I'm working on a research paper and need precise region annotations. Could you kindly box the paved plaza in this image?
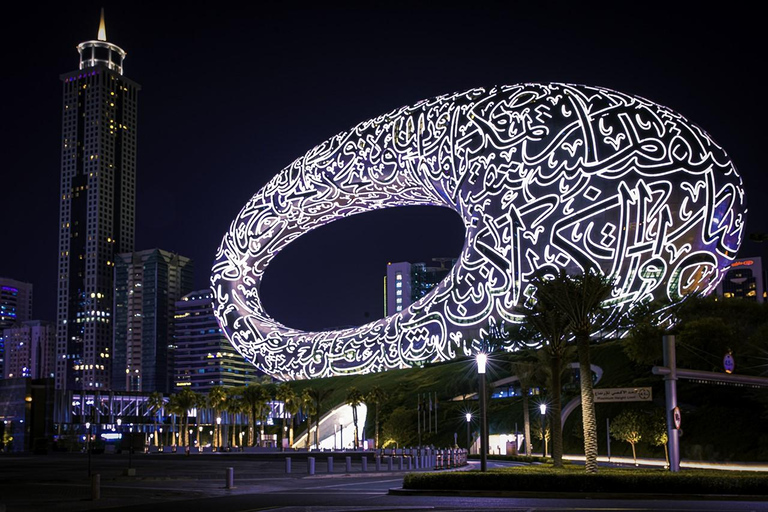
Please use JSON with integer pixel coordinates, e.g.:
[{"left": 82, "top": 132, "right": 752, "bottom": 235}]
[{"left": 1, "top": 452, "right": 767, "bottom": 512}]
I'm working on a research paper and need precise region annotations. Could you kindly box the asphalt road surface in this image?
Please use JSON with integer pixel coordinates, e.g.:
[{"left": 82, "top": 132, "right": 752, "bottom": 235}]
[{"left": 1, "top": 452, "right": 765, "bottom": 512}]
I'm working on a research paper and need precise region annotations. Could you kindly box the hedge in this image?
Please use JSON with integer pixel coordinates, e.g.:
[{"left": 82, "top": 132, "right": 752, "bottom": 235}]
[{"left": 402, "top": 466, "right": 768, "bottom": 495}]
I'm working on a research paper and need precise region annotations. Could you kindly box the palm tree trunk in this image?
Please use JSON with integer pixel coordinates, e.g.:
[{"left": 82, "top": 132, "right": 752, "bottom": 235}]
[
  {"left": 550, "top": 352, "right": 564, "bottom": 468},
  {"left": 374, "top": 405, "right": 380, "bottom": 450},
  {"left": 577, "top": 333, "right": 598, "bottom": 473},
  {"left": 522, "top": 390, "right": 532, "bottom": 456}
]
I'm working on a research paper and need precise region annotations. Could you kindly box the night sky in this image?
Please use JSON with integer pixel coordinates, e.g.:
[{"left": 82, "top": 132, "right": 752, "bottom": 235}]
[{"left": 1, "top": 2, "right": 765, "bottom": 331}]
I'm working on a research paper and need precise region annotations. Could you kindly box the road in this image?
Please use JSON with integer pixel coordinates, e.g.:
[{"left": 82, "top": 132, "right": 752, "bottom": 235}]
[{"left": 0, "top": 453, "right": 764, "bottom": 512}]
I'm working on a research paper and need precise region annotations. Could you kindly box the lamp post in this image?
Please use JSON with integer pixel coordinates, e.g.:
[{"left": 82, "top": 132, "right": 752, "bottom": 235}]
[
  {"left": 477, "top": 353, "right": 488, "bottom": 472},
  {"left": 128, "top": 426, "right": 134, "bottom": 470},
  {"left": 539, "top": 403, "right": 547, "bottom": 458},
  {"left": 465, "top": 413, "right": 472, "bottom": 453},
  {"left": 159, "top": 427, "right": 163, "bottom": 450},
  {"left": 85, "top": 421, "right": 92, "bottom": 477},
  {"left": 216, "top": 417, "right": 221, "bottom": 452}
]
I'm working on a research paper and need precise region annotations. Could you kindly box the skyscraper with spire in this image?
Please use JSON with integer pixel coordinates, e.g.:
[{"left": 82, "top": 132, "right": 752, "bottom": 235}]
[{"left": 55, "top": 10, "right": 140, "bottom": 390}]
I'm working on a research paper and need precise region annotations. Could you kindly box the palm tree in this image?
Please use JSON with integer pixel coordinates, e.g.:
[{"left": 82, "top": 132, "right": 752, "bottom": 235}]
[
  {"left": 510, "top": 359, "right": 538, "bottom": 456},
  {"left": 208, "top": 386, "right": 227, "bottom": 451},
  {"left": 167, "top": 393, "right": 181, "bottom": 449},
  {"left": 146, "top": 391, "right": 165, "bottom": 448},
  {"left": 173, "top": 389, "right": 198, "bottom": 451},
  {"left": 241, "top": 384, "right": 269, "bottom": 447},
  {"left": 365, "top": 386, "right": 387, "bottom": 449},
  {"left": 301, "top": 388, "right": 317, "bottom": 449},
  {"left": 345, "top": 387, "right": 364, "bottom": 449},
  {"left": 306, "top": 387, "right": 334, "bottom": 450},
  {"left": 224, "top": 389, "right": 245, "bottom": 449},
  {"left": 275, "top": 383, "right": 297, "bottom": 451},
  {"left": 521, "top": 300, "right": 572, "bottom": 468},
  {"left": 532, "top": 269, "right": 614, "bottom": 473}
]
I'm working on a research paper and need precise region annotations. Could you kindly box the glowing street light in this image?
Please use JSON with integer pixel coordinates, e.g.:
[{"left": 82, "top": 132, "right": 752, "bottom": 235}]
[
  {"left": 476, "top": 353, "right": 488, "bottom": 472},
  {"left": 465, "top": 413, "right": 472, "bottom": 453},
  {"left": 539, "top": 403, "right": 548, "bottom": 458}
]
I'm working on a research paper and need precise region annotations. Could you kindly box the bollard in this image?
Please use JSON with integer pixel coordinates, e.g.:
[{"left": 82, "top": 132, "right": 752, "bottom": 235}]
[
  {"left": 387, "top": 456, "right": 393, "bottom": 471},
  {"left": 327, "top": 456, "right": 334, "bottom": 473},
  {"left": 375, "top": 455, "right": 381, "bottom": 471},
  {"left": 285, "top": 457, "right": 292, "bottom": 474},
  {"left": 91, "top": 473, "right": 100, "bottom": 501},
  {"left": 361, "top": 456, "right": 368, "bottom": 472},
  {"left": 345, "top": 456, "right": 352, "bottom": 473},
  {"left": 407, "top": 456, "right": 412, "bottom": 470},
  {"left": 225, "top": 467, "right": 234, "bottom": 489},
  {"left": 398, "top": 456, "right": 404, "bottom": 470},
  {"left": 308, "top": 456, "right": 315, "bottom": 475}
]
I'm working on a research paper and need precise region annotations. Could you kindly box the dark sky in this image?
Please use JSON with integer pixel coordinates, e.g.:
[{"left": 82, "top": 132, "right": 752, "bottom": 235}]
[{"left": 1, "top": 2, "right": 765, "bottom": 331}]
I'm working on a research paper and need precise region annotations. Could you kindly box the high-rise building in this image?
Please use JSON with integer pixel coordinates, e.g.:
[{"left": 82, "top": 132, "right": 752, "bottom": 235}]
[
  {"left": 384, "top": 259, "right": 455, "bottom": 316},
  {"left": 55, "top": 11, "right": 140, "bottom": 390},
  {"left": 3, "top": 321, "right": 56, "bottom": 380},
  {"left": 112, "top": 249, "right": 194, "bottom": 392},
  {"left": 0, "top": 277, "right": 34, "bottom": 371},
  {"left": 716, "top": 257, "right": 766, "bottom": 303},
  {"left": 174, "top": 290, "right": 260, "bottom": 393},
  {"left": 0, "top": 278, "right": 33, "bottom": 330}
]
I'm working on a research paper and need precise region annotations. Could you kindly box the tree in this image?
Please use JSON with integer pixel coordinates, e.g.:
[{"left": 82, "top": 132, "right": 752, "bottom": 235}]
[
  {"left": 381, "top": 406, "right": 417, "bottom": 448},
  {"left": 610, "top": 409, "right": 645, "bottom": 465},
  {"left": 300, "top": 388, "right": 317, "bottom": 449},
  {"left": 532, "top": 269, "right": 614, "bottom": 473},
  {"left": 520, "top": 300, "right": 572, "bottom": 468},
  {"left": 146, "top": 391, "right": 165, "bottom": 448},
  {"left": 532, "top": 413, "right": 551, "bottom": 456},
  {"left": 346, "top": 387, "right": 364, "bottom": 449},
  {"left": 207, "top": 386, "right": 228, "bottom": 451},
  {"left": 241, "top": 384, "right": 269, "bottom": 447},
  {"left": 275, "top": 383, "right": 297, "bottom": 451},
  {"left": 510, "top": 360, "right": 538, "bottom": 456},
  {"left": 304, "top": 387, "right": 334, "bottom": 449},
  {"left": 646, "top": 409, "right": 669, "bottom": 468},
  {"left": 173, "top": 389, "right": 198, "bottom": 451},
  {"left": 366, "top": 386, "right": 387, "bottom": 449},
  {"left": 224, "top": 389, "right": 245, "bottom": 449}
]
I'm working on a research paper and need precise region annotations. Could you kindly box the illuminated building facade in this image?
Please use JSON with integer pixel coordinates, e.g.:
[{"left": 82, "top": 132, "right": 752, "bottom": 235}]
[
  {"left": 55, "top": 11, "right": 140, "bottom": 390},
  {"left": 173, "top": 290, "right": 259, "bottom": 393},
  {"left": 385, "top": 259, "right": 455, "bottom": 316},
  {"left": 0, "top": 277, "right": 33, "bottom": 371},
  {"left": 3, "top": 321, "right": 55, "bottom": 380},
  {"left": 716, "top": 257, "right": 765, "bottom": 302},
  {"left": 212, "top": 83, "right": 747, "bottom": 380},
  {"left": 112, "top": 249, "right": 194, "bottom": 392}
]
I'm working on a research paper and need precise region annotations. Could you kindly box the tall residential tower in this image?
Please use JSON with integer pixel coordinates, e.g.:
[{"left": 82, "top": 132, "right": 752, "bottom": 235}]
[
  {"left": 112, "top": 249, "right": 194, "bottom": 393},
  {"left": 55, "top": 11, "right": 140, "bottom": 390}
]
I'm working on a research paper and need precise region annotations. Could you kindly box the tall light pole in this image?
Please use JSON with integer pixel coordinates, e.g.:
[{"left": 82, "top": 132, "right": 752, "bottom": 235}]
[
  {"left": 539, "top": 403, "right": 548, "bottom": 457},
  {"left": 85, "top": 421, "right": 92, "bottom": 477},
  {"left": 477, "top": 353, "right": 488, "bottom": 472},
  {"left": 216, "top": 417, "right": 221, "bottom": 452},
  {"left": 465, "top": 413, "right": 472, "bottom": 453}
]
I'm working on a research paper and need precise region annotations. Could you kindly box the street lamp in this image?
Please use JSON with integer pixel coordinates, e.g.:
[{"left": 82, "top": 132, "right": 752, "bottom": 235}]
[
  {"left": 216, "top": 417, "right": 221, "bottom": 452},
  {"left": 465, "top": 413, "right": 472, "bottom": 454},
  {"left": 539, "top": 403, "right": 548, "bottom": 458},
  {"left": 85, "top": 421, "right": 92, "bottom": 477},
  {"left": 476, "top": 353, "right": 488, "bottom": 472}
]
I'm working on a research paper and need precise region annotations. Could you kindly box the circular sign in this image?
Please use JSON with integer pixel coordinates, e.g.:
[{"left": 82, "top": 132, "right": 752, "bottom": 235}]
[
  {"left": 723, "top": 352, "right": 735, "bottom": 374},
  {"left": 672, "top": 406, "right": 682, "bottom": 430}
]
